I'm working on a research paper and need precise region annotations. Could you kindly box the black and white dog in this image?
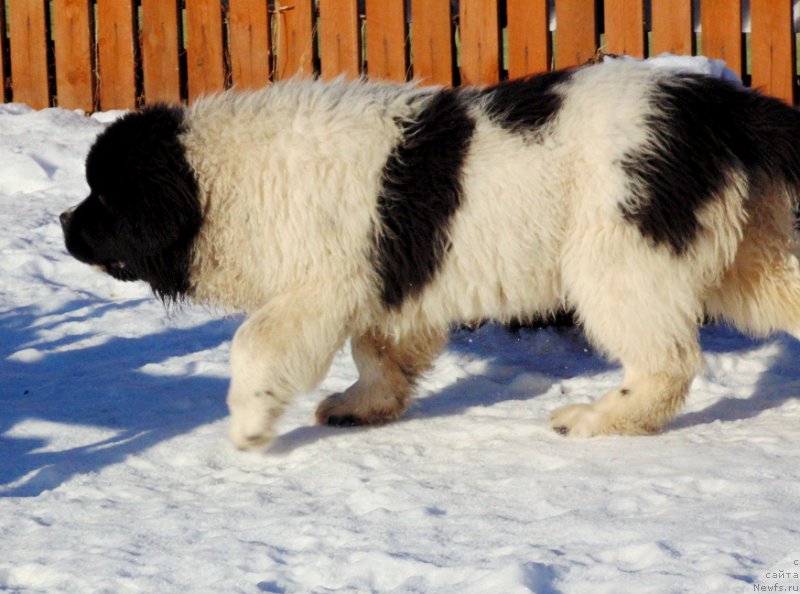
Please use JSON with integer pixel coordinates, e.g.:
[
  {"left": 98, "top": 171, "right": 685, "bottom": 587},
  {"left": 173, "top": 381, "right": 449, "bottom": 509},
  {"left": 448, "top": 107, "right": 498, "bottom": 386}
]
[{"left": 61, "top": 59, "right": 800, "bottom": 449}]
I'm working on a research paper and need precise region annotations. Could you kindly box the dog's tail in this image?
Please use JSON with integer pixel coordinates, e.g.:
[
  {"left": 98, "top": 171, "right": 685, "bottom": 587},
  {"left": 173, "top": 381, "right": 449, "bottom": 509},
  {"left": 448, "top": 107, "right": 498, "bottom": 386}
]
[{"left": 736, "top": 83, "right": 800, "bottom": 215}]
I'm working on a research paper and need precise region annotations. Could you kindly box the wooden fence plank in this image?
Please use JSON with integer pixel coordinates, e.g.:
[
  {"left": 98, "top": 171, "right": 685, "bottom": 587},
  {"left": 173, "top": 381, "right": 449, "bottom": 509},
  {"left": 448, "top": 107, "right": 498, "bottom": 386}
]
[
  {"left": 556, "top": 0, "right": 597, "bottom": 68},
  {"left": 185, "top": 0, "right": 226, "bottom": 101},
  {"left": 410, "top": 0, "right": 452, "bottom": 85},
  {"left": 507, "top": 0, "right": 549, "bottom": 77},
  {"left": 652, "top": 0, "right": 692, "bottom": 56},
  {"left": 273, "top": 0, "right": 315, "bottom": 79},
  {"left": 318, "top": 0, "right": 359, "bottom": 79},
  {"left": 96, "top": 0, "right": 136, "bottom": 109},
  {"left": 751, "top": 0, "right": 795, "bottom": 104},
  {"left": 459, "top": 0, "right": 499, "bottom": 84},
  {"left": 701, "top": 0, "right": 742, "bottom": 77},
  {"left": 7, "top": 0, "right": 50, "bottom": 109},
  {"left": 141, "top": 0, "right": 181, "bottom": 104},
  {"left": 228, "top": 0, "right": 271, "bottom": 89},
  {"left": 52, "top": 0, "right": 94, "bottom": 111},
  {"left": 366, "top": 0, "right": 406, "bottom": 81},
  {"left": 604, "top": 0, "right": 645, "bottom": 57}
]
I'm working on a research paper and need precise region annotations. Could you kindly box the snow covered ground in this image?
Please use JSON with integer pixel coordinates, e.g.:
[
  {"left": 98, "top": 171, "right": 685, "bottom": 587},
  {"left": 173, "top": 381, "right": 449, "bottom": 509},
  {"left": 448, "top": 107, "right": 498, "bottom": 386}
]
[{"left": 1, "top": 86, "right": 799, "bottom": 593}]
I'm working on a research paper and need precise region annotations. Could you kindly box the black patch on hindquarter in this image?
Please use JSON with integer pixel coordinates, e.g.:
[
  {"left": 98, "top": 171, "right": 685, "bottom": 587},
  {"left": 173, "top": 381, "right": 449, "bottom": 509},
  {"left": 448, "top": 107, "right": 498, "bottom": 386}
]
[
  {"left": 61, "top": 105, "right": 202, "bottom": 302},
  {"left": 374, "top": 89, "right": 476, "bottom": 309},
  {"left": 480, "top": 69, "right": 572, "bottom": 134},
  {"left": 620, "top": 74, "right": 800, "bottom": 254}
]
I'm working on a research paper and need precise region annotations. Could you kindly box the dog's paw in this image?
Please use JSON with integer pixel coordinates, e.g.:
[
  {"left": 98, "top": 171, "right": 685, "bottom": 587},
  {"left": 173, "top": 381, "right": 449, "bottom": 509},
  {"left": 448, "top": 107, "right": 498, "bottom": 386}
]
[
  {"left": 228, "top": 414, "right": 277, "bottom": 451},
  {"left": 550, "top": 403, "right": 603, "bottom": 438},
  {"left": 229, "top": 426, "right": 276, "bottom": 451},
  {"left": 550, "top": 390, "right": 663, "bottom": 437},
  {"left": 315, "top": 390, "right": 399, "bottom": 428},
  {"left": 315, "top": 392, "right": 374, "bottom": 427},
  {"left": 324, "top": 413, "right": 368, "bottom": 427}
]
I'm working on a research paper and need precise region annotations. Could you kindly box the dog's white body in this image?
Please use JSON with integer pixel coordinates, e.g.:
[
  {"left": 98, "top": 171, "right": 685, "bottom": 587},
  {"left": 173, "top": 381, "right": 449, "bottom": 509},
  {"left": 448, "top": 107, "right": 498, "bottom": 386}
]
[{"left": 147, "top": 60, "right": 800, "bottom": 448}]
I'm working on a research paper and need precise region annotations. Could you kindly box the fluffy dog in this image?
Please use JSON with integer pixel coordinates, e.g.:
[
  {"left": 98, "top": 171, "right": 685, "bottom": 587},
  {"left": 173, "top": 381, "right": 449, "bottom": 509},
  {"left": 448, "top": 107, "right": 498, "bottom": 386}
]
[{"left": 61, "top": 59, "right": 800, "bottom": 450}]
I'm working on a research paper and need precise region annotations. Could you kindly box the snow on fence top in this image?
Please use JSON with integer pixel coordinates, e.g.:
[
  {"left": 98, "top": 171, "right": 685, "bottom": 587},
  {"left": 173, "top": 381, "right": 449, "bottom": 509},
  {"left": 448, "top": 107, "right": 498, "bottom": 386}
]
[{"left": 0, "top": 0, "right": 797, "bottom": 112}]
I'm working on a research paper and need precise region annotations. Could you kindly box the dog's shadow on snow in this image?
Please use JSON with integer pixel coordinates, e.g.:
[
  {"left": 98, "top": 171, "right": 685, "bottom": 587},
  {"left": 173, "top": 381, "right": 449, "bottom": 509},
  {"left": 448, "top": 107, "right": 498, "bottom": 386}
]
[
  {"left": 4, "top": 303, "right": 797, "bottom": 490},
  {"left": 273, "top": 324, "right": 615, "bottom": 454},
  {"left": 414, "top": 324, "right": 611, "bottom": 419},
  {"left": 0, "top": 300, "right": 238, "bottom": 497},
  {"left": 671, "top": 326, "right": 800, "bottom": 430},
  {"left": 275, "top": 323, "right": 800, "bottom": 454}
]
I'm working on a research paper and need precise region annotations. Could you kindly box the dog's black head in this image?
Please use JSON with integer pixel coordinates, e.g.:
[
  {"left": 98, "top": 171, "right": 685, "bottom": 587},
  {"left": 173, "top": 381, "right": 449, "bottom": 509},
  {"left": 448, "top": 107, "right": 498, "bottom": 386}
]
[{"left": 61, "top": 105, "right": 202, "bottom": 302}]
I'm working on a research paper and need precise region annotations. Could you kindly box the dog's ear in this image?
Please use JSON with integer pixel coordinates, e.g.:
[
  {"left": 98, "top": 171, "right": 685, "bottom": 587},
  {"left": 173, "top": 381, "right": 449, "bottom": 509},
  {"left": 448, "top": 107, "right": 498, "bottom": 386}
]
[
  {"left": 85, "top": 105, "right": 202, "bottom": 302},
  {"left": 87, "top": 105, "right": 201, "bottom": 254}
]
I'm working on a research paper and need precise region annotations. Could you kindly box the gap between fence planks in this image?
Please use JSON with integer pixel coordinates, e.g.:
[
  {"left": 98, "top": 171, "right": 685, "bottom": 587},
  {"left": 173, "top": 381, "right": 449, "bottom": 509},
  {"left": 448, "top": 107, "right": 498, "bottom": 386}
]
[{"left": 0, "top": 1, "right": 6, "bottom": 102}]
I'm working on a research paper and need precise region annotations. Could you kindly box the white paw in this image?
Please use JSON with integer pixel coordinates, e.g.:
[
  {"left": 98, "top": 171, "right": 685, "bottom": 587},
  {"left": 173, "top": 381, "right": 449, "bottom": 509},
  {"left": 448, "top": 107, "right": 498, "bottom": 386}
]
[
  {"left": 229, "top": 423, "right": 275, "bottom": 451},
  {"left": 228, "top": 408, "right": 278, "bottom": 451},
  {"left": 550, "top": 403, "right": 604, "bottom": 438}
]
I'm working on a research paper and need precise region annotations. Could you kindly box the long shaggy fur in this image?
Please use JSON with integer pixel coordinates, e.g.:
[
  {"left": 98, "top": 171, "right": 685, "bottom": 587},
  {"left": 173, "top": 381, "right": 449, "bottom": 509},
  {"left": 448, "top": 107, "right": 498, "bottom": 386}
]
[{"left": 61, "top": 59, "right": 800, "bottom": 450}]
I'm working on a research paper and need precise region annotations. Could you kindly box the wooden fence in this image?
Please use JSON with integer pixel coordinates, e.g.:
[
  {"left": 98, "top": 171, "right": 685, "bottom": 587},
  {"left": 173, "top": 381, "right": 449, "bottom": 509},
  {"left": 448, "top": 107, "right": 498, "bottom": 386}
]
[{"left": 0, "top": 0, "right": 796, "bottom": 113}]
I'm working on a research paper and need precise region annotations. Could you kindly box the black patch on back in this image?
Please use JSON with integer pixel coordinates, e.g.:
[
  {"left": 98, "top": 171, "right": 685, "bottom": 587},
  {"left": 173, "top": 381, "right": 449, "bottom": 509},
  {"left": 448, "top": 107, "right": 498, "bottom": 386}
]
[
  {"left": 374, "top": 89, "right": 475, "bottom": 309},
  {"left": 480, "top": 69, "right": 572, "bottom": 134},
  {"left": 620, "top": 74, "right": 800, "bottom": 254},
  {"left": 71, "top": 105, "right": 202, "bottom": 303}
]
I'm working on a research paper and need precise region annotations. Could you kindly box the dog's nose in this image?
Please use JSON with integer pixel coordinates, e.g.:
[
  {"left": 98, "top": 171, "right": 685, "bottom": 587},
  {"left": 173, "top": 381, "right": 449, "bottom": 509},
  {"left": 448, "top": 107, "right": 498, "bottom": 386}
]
[{"left": 59, "top": 209, "right": 73, "bottom": 229}]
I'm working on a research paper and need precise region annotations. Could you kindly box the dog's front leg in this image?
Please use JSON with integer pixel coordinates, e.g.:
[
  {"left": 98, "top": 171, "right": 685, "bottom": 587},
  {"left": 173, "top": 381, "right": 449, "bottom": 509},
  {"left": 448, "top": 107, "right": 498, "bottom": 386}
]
[{"left": 226, "top": 295, "right": 346, "bottom": 450}]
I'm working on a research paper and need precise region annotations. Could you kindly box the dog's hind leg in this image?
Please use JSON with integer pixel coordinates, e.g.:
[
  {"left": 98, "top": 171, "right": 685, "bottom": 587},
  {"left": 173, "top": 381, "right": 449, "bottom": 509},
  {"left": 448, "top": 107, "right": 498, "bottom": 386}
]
[
  {"left": 316, "top": 327, "right": 447, "bottom": 427},
  {"left": 552, "top": 218, "right": 708, "bottom": 437},
  {"left": 550, "top": 301, "right": 703, "bottom": 437},
  {"left": 705, "top": 192, "right": 800, "bottom": 340},
  {"left": 551, "top": 365, "right": 698, "bottom": 437}
]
